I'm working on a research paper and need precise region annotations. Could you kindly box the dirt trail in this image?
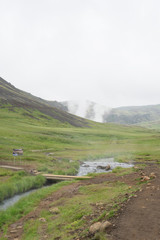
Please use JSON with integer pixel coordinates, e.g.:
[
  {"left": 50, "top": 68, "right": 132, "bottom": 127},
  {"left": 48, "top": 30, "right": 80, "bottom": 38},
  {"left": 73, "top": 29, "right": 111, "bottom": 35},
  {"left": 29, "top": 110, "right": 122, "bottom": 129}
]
[
  {"left": 1, "top": 164, "right": 160, "bottom": 240},
  {"left": 109, "top": 164, "right": 160, "bottom": 240}
]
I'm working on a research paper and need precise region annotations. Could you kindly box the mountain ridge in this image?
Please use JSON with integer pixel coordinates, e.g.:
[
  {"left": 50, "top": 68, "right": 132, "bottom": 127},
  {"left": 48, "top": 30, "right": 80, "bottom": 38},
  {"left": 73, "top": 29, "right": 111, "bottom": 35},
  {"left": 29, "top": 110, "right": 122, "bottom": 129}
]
[{"left": 0, "top": 77, "right": 89, "bottom": 127}]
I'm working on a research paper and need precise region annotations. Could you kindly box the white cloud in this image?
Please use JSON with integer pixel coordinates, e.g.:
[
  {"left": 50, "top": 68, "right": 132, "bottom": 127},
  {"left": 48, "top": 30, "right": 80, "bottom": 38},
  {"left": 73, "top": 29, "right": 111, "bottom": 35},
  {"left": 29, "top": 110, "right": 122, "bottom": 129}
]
[{"left": 0, "top": 0, "right": 160, "bottom": 107}]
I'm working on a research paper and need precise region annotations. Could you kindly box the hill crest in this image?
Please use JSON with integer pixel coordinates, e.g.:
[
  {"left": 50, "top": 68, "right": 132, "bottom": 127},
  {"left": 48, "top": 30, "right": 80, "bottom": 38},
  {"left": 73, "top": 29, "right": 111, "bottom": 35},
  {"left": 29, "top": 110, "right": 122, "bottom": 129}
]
[{"left": 0, "top": 77, "right": 89, "bottom": 127}]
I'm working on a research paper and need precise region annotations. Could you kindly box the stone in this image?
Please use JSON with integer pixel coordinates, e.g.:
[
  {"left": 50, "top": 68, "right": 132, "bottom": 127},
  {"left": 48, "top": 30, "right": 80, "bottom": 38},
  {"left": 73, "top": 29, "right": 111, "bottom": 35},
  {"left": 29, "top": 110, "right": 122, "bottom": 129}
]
[
  {"left": 97, "top": 165, "right": 105, "bottom": 169},
  {"left": 10, "top": 230, "right": 17, "bottom": 233},
  {"left": 100, "top": 221, "right": 112, "bottom": 231},
  {"left": 97, "top": 165, "right": 111, "bottom": 170},
  {"left": 89, "top": 222, "right": 102, "bottom": 234},
  {"left": 134, "top": 166, "right": 138, "bottom": 169},
  {"left": 16, "top": 226, "right": 22, "bottom": 229},
  {"left": 105, "top": 165, "right": 111, "bottom": 171},
  {"left": 83, "top": 164, "right": 89, "bottom": 167},
  {"left": 140, "top": 171, "right": 145, "bottom": 176},
  {"left": 39, "top": 218, "right": 46, "bottom": 222},
  {"left": 141, "top": 176, "right": 150, "bottom": 182},
  {"left": 49, "top": 207, "right": 60, "bottom": 214},
  {"left": 89, "top": 221, "right": 112, "bottom": 234},
  {"left": 150, "top": 172, "right": 156, "bottom": 178}
]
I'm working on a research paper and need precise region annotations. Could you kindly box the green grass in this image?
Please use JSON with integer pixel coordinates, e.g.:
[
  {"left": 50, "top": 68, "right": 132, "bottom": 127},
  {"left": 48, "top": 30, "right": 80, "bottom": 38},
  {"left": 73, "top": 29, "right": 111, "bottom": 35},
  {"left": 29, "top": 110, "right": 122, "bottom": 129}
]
[
  {"left": 0, "top": 181, "right": 73, "bottom": 232},
  {"left": 1, "top": 107, "right": 160, "bottom": 176},
  {"left": 0, "top": 169, "right": 46, "bottom": 202},
  {"left": 20, "top": 180, "right": 138, "bottom": 240}
]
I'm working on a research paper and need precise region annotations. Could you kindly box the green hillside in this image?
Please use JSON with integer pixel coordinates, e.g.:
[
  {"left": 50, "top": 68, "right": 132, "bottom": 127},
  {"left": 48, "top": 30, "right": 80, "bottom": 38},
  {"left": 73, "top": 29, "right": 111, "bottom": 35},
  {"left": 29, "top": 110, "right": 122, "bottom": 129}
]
[
  {"left": 103, "top": 104, "right": 160, "bottom": 126},
  {"left": 0, "top": 77, "right": 88, "bottom": 127},
  {"left": 1, "top": 77, "right": 160, "bottom": 174},
  {"left": 1, "top": 104, "right": 160, "bottom": 175}
]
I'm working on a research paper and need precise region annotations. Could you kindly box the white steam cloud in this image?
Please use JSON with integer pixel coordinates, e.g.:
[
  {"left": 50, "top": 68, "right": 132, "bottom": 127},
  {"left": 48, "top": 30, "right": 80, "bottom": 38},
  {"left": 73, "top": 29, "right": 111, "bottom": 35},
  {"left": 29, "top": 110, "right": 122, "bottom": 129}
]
[{"left": 62, "top": 100, "right": 111, "bottom": 123}]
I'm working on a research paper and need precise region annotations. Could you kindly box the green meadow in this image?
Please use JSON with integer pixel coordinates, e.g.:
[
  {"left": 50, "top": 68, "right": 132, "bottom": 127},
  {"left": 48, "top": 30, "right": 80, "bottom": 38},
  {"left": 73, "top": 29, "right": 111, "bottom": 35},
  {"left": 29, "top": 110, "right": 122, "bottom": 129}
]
[
  {"left": 1, "top": 106, "right": 160, "bottom": 239},
  {"left": 1, "top": 107, "right": 160, "bottom": 176}
]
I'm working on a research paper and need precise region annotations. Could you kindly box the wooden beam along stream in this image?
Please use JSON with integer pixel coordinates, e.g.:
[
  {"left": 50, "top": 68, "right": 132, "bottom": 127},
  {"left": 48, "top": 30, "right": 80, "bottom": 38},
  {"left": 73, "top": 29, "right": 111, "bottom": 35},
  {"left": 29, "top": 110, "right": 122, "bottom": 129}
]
[
  {"left": 0, "top": 165, "right": 92, "bottom": 181},
  {"left": 36, "top": 173, "right": 92, "bottom": 181}
]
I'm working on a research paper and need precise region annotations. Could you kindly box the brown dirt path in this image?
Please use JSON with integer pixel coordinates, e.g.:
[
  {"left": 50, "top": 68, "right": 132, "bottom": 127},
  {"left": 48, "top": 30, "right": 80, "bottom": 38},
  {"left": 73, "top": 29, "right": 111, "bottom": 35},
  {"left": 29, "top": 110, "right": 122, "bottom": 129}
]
[{"left": 109, "top": 164, "right": 160, "bottom": 240}]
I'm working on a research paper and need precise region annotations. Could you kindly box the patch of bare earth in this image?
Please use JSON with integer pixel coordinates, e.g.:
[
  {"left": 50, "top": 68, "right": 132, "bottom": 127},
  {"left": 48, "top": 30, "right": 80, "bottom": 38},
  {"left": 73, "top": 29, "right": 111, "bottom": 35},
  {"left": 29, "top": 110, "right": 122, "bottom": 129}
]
[
  {"left": 108, "top": 164, "right": 160, "bottom": 240},
  {"left": 1, "top": 164, "right": 160, "bottom": 240}
]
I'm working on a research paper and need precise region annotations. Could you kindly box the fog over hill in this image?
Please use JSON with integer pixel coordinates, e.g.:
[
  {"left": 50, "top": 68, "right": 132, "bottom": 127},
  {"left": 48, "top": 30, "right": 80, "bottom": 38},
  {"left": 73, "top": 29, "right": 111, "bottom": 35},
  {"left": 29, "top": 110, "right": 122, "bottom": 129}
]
[
  {"left": 60, "top": 100, "right": 160, "bottom": 125},
  {"left": 61, "top": 100, "right": 111, "bottom": 122}
]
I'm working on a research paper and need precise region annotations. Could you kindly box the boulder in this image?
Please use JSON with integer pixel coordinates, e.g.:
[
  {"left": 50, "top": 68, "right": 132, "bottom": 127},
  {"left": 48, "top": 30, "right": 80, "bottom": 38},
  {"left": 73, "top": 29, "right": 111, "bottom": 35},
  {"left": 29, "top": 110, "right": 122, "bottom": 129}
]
[
  {"left": 100, "top": 221, "right": 112, "bottom": 231},
  {"left": 89, "top": 222, "right": 102, "bottom": 234},
  {"left": 89, "top": 221, "right": 112, "bottom": 234}
]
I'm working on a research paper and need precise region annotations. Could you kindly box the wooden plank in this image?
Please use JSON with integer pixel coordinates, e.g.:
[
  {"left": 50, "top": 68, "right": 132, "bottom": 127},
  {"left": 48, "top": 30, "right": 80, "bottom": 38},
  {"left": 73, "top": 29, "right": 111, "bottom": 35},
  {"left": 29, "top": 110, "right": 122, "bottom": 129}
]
[
  {"left": 0, "top": 166, "right": 91, "bottom": 181},
  {"left": 0, "top": 165, "right": 24, "bottom": 171},
  {"left": 36, "top": 172, "right": 91, "bottom": 181}
]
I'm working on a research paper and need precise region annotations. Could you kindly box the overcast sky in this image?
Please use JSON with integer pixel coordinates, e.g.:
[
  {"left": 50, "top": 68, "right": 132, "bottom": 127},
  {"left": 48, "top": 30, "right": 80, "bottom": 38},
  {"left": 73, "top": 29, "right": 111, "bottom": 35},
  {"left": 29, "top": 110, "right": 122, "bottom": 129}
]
[{"left": 1, "top": 0, "right": 160, "bottom": 107}]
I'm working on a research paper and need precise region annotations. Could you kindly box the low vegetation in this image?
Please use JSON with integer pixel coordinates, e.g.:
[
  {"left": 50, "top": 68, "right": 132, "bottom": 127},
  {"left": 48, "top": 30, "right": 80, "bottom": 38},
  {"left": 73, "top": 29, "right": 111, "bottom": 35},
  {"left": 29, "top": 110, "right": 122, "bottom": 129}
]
[
  {"left": 0, "top": 181, "right": 72, "bottom": 230},
  {"left": 0, "top": 168, "right": 46, "bottom": 202},
  {"left": 20, "top": 177, "right": 138, "bottom": 240},
  {"left": 1, "top": 107, "right": 160, "bottom": 176}
]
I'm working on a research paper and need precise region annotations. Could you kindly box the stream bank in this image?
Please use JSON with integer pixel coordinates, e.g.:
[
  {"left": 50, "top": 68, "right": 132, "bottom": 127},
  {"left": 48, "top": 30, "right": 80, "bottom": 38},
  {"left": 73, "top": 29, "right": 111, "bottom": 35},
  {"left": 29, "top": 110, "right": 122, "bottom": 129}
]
[{"left": 0, "top": 158, "right": 133, "bottom": 211}]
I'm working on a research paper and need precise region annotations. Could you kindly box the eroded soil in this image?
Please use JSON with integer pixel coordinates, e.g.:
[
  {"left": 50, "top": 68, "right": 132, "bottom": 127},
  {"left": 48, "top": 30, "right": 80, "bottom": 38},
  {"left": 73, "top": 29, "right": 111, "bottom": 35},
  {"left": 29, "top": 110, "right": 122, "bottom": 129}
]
[{"left": 109, "top": 164, "right": 160, "bottom": 240}]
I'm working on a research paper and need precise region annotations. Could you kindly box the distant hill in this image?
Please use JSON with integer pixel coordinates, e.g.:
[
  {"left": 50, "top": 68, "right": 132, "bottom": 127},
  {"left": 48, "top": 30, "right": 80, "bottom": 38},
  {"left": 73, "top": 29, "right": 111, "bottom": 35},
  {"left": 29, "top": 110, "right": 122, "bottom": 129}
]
[
  {"left": 59, "top": 100, "right": 160, "bottom": 126},
  {"left": 0, "top": 77, "right": 89, "bottom": 127},
  {"left": 103, "top": 105, "right": 160, "bottom": 125}
]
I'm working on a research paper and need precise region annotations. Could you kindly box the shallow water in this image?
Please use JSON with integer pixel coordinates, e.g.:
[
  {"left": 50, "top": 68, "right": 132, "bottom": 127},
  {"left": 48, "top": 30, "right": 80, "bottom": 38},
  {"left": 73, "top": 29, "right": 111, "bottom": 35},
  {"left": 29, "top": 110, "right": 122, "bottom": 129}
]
[
  {"left": 0, "top": 158, "right": 133, "bottom": 210},
  {"left": 77, "top": 158, "right": 133, "bottom": 176},
  {"left": 0, "top": 189, "right": 36, "bottom": 211}
]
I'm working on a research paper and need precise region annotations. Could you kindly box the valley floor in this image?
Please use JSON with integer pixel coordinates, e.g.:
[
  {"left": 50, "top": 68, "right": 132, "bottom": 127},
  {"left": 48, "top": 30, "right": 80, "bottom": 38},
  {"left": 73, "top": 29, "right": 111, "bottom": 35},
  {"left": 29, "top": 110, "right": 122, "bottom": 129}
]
[{"left": 0, "top": 163, "right": 160, "bottom": 240}]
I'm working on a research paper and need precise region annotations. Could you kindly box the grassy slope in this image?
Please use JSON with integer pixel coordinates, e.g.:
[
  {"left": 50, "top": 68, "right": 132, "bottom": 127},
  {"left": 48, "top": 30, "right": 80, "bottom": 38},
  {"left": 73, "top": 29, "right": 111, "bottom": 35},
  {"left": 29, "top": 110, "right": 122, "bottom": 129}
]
[
  {"left": 0, "top": 77, "right": 89, "bottom": 127},
  {"left": 1, "top": 106, "right": 160, "bottom": 176}
]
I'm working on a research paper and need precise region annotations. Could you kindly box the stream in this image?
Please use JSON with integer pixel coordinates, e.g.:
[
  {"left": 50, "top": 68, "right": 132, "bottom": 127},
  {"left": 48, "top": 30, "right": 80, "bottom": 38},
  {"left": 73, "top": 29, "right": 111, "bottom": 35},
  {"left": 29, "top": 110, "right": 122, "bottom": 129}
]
[
  {"left": 0, "top": 158, "right": 133, "bottom": 211},
  {"left": 0, "top": 189, "right": 36, "bottom": 211},
  {"left": 77, "top": 157, "right": 133, "bottom": 176}
]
